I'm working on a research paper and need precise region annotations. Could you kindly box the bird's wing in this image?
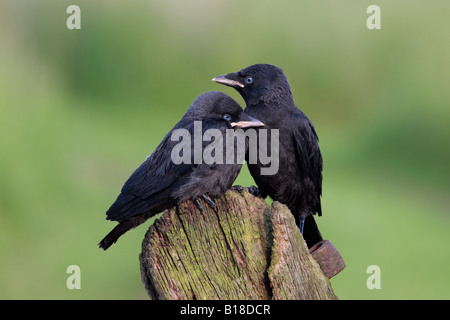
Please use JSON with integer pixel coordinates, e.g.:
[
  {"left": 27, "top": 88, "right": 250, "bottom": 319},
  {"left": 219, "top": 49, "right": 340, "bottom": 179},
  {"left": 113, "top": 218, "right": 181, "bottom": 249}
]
[
  {"left": 291, "top": 113, "right": 323, "bottom": 215},
  {"left": 105, "top": 122, "right": 197, "bottom": 222}
]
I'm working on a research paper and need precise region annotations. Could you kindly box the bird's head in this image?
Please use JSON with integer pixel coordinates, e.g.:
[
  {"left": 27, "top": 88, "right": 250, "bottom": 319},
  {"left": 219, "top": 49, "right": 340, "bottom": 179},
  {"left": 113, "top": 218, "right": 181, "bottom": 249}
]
[
  {"left": 185, "top": 91, "right": 264, "bottom": 129},
  {"left": 212, "top": 64, "right": 293, "bottom": 107}
]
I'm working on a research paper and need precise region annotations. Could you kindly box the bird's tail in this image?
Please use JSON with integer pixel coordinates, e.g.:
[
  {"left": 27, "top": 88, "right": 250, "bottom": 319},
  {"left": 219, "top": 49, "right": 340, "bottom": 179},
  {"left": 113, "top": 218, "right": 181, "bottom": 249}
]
[
  {"left": 302, "top": 214, "right": 323, "bottom": 248},
  {"left": 98, "top": 216, "right": 148, "bottom": 250},
  {"left": 98, "top": 221, "right": 131, "bottom": 250}
]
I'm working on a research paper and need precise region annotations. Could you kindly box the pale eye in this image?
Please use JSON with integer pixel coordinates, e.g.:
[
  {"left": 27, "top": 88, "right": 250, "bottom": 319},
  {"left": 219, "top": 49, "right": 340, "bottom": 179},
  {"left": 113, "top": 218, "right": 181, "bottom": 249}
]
[
  {"left": 245, "top": 76, "right": 253, "bottom": 84},
  {"left": 223, "top": 114, "right": 232, "bottom": 121}
]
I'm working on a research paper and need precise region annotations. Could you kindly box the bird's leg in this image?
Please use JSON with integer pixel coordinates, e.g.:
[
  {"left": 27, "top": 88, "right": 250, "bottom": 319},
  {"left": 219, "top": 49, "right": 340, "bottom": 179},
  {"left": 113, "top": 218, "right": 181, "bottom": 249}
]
[
  {"left": 299, "top": 216, "right": 306, "bottom": 235},
  {"left": 248, "top": 185, "right": 262, "bottom": 197},
  {"left": 231, "top": 185, "right": 244, "bottom": 193}
]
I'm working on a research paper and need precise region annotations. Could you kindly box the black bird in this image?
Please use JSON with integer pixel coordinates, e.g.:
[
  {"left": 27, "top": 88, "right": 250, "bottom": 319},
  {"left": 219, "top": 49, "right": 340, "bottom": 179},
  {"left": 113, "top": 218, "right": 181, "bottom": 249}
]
[
  {"left": 99, "top": 91, "right": 264, "bottom": 250},
  {"left": 213, "top": 64, "right": 324, "bottom": 248}
]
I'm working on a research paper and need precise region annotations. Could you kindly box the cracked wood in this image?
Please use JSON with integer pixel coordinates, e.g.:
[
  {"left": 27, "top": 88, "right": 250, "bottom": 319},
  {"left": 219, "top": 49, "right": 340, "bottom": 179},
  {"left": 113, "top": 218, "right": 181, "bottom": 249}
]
[{"left": 139, "top": 188, "right": 337, "bottom": 300}]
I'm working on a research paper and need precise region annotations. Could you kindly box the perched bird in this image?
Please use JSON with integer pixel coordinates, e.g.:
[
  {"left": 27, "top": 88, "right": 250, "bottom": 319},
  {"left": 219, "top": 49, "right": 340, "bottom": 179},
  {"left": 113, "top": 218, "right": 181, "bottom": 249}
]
[
  {"left": 99, "top": 91, "right": 264, "bottom": 250},
  {"left": 213, "top": 64, "right": 324, "bottom": 248}
]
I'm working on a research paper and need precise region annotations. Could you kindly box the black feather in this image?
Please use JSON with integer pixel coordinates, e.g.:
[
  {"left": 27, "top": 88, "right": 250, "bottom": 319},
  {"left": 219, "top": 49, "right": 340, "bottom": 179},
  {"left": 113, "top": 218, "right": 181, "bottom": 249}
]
[
  {"left": 99, "top": 91, "right": 262, "bottom": 250},
  {"left": 214, "top": 64, "right": 324, "bottom": 248}
]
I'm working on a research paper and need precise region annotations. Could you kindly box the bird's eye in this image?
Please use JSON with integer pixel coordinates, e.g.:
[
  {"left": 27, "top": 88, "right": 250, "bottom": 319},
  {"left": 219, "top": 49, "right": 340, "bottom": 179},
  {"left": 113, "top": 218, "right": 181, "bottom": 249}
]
[
  {"left": 245, "top": 76, "right": 253, "bottom": 84},
  {"left": 223, "top": 114, "right": 232, "bottom": 121}
]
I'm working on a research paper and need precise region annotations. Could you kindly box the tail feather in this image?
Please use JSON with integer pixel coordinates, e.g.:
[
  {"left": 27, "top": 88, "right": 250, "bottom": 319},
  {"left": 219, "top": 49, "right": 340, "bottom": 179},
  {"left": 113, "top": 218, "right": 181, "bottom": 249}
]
[
  {"left": 98, "top": 221, "right": 133, "bottom": 250},
  {"left": 302, "top": 214, "right": 323, "bottom": 248},
  {"left": 98, "top": 213, "right": 152, "bottom": 250}
]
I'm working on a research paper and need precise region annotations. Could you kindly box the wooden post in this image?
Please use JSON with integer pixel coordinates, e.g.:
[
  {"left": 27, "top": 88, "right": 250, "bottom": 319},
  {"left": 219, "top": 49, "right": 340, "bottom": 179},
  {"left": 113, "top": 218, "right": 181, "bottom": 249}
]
[{"left": 139, "top": 188, "right": 338, "bottom": 300}]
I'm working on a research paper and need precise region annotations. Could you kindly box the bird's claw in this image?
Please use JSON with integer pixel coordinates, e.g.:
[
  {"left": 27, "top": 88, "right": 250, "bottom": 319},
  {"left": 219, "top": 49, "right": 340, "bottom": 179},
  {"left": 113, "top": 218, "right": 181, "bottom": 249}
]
[
  {"left": 200, "top": 194, "right": 218, "bottom": 212},
  {"left": 193, "top": 194, "right": 217, "bottom": 213},
  {"left": 231, "top": 185, "right": 244, "bottom": 193},
  {"left": 248, "top": 185, "right": 262, "bottom": 197},
  {"left": 193, "top": 197, "right": 204, "bottom": 212}
]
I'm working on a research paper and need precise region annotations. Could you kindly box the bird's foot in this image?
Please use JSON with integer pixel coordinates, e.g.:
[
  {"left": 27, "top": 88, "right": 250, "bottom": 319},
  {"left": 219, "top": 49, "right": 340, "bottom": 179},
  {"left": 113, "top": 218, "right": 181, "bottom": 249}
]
[
  {"left": 248, "top": 185, "right": 262, "bottom": 198},
  {"left": 200, "top": 194, "right": 217, "bottom": 211},
  {"left": 193, "top": 194, "right": 217, "bottom": 213},
  {"left": 231, "top": 185, "right": 244, "bottom": 193},
  {"left": 193, "top": 197, "right": 203, "bottom": 212}
]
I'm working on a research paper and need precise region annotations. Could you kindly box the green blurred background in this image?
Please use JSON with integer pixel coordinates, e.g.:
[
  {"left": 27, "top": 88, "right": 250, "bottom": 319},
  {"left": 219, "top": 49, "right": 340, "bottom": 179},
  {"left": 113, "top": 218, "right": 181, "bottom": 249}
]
[{"left": 0, "top": 0, "right": 449, "bottom": 299}]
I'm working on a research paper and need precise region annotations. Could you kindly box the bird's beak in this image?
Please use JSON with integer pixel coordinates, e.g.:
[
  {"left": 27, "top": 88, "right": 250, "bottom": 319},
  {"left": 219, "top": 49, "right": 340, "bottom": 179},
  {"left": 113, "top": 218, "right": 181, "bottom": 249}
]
[
  {"left": 212, "top": 74, "right": 244, "bottom": 88},
  {"left": 231, "top": 115, "right": 264, "bottom": 128}
]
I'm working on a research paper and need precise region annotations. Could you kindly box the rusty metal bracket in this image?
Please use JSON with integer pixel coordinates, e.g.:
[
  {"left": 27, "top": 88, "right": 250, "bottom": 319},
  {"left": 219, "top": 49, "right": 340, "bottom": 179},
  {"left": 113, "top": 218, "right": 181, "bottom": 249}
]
[{"left": 309, "top": 240, "right": 346, "bottom": 279}]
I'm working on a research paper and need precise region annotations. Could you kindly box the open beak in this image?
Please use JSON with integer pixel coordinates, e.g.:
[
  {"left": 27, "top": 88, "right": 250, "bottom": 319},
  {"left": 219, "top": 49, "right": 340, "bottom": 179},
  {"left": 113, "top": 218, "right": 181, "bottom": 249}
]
[
  {"left": 231, "top": 115, "right": 264, "bottom": 128},
  {"left": 212, "top": 74, "right": 244, "bottom": 88}
]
